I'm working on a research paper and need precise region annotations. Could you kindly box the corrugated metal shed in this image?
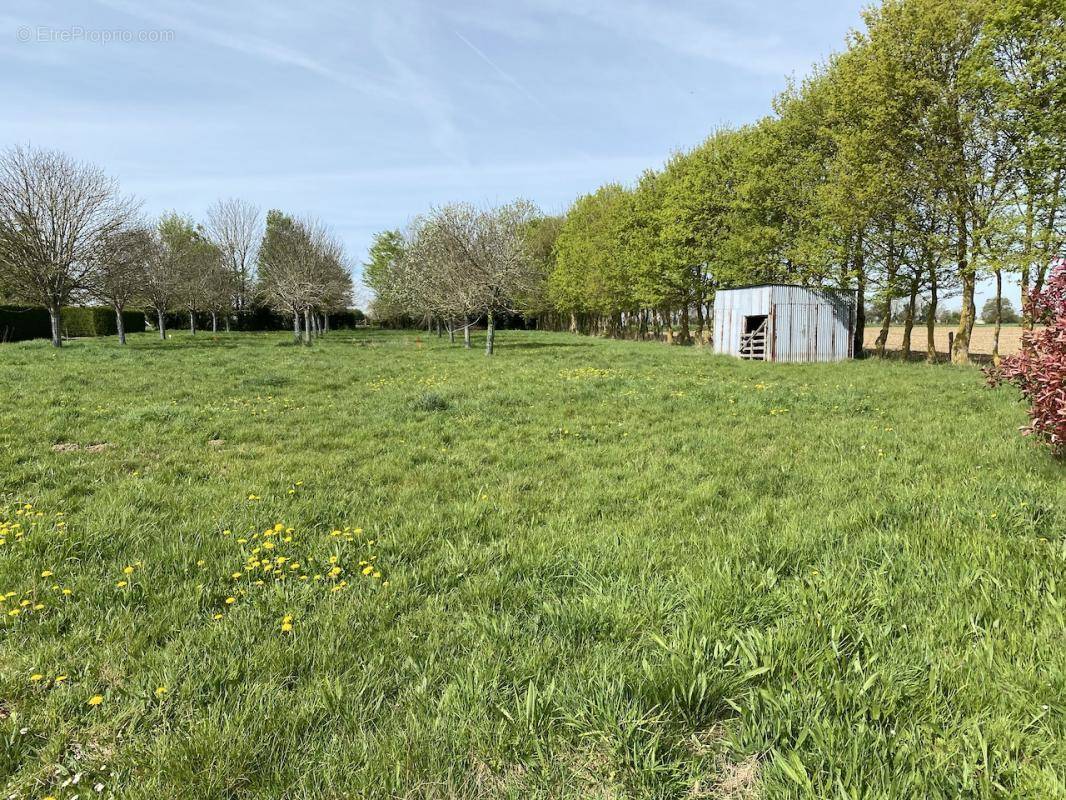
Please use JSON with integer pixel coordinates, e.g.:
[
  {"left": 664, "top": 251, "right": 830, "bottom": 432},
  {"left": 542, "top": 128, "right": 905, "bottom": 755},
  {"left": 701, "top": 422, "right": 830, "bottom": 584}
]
[{"left": 713, "top": 284, "right": 855, "bottom": 362}]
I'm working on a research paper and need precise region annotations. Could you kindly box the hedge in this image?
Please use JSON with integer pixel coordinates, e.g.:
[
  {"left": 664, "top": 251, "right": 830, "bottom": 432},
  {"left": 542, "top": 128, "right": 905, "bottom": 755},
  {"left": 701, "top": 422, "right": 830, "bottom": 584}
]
[
  {"left": 62, "top": 307, "right": 146, "bottom": 337},
  {"left": 160, "top": 307, "right": 367, "bottom": 332},
  {"left": 0, "top": 306, "right": 52, "bottom": 343}
]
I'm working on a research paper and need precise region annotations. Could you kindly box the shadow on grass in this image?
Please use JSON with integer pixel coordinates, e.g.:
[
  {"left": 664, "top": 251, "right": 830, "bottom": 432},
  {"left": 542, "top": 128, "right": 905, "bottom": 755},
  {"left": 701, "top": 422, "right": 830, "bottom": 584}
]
[
  {"left": 130, "top": 337, "right": 248, "bottom": 350},
  {"left": 860, "top": 347, "right": 995, "bottom": 366},
  {"left": 497, "top": 339, "right": 595, "bottom": 350}
]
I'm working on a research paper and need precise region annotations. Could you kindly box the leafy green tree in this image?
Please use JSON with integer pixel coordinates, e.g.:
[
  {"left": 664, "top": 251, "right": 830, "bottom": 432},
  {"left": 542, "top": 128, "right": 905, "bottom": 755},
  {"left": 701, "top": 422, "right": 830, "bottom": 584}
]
[
  {"left": 550, "top": 184, "right": 635, "bottom": 335},
  {"left": 363, "top": 229, "right": 407, "bottom": 324},
  {"left": 981, "top": 296, "right": 1020, "bottom": 324}
]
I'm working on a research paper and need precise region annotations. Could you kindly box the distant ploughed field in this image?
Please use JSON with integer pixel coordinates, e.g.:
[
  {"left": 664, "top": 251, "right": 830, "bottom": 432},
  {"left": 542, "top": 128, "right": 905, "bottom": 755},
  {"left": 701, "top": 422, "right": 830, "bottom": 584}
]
[{"left": 863, "top": 324, "right": 1034, "bottom": 356}]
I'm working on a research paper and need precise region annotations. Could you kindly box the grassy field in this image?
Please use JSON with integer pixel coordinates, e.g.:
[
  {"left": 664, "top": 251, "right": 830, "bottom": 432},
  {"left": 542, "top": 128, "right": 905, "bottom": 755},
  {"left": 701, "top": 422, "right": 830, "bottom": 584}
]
[{"left": 0, "top": 330, "right": 1063, "bottom": 799}]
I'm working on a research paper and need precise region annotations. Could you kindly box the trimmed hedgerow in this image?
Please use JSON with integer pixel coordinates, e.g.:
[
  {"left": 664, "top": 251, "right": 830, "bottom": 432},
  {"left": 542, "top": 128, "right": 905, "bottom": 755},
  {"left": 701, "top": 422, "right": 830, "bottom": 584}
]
[
  {"left": 0, "top": 305, "right": 52, "bottom": 342},
  {"left": 61, "top": 307, "right": 146, "bottom": 337}
]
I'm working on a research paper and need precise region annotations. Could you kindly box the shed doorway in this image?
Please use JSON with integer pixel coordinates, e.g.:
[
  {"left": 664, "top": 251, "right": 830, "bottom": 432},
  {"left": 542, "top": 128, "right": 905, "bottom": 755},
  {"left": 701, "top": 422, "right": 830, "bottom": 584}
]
[{"left": 740, "top": 315, "right": 768, "bottom": 360}]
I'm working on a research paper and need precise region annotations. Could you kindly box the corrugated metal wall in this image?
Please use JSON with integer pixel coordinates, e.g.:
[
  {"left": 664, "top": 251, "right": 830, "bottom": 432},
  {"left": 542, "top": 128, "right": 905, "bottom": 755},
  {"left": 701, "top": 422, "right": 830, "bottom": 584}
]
[
  {"left": 712, "top": 286, "right": 772, "bottom": 357},
  {"left": 712, "top": 285, "right": 854, "bottom": 362}
]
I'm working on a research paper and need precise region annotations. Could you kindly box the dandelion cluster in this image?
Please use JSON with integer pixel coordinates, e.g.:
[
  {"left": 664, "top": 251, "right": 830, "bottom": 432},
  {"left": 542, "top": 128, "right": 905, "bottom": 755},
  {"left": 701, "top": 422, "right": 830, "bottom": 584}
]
[
  {"left": 559, "top": 367, "right": 615, "bottom": 380},
  {"left": 0, "top": 503, "right": 64, "bottom": 548},
  {"left": 209, "top": 520, "right": 389, "bottom": 622},
  {"left": 225, "top": 394, "right": 305, "bottom": 416},
  {"left": 1, "top": 506, "right": 74, "bottom": 622}
]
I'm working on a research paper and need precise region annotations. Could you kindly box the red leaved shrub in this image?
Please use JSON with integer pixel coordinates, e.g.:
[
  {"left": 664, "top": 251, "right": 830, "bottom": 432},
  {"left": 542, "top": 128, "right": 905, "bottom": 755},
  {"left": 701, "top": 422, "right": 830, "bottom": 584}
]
[{"left": 987, "top": 261, "right": 1066, "bottom": 457}]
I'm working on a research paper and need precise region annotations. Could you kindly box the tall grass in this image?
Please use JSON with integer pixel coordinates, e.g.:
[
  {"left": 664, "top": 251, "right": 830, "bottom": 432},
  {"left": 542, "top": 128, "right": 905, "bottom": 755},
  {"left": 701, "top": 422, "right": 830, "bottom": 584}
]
[{"left": 0, "top": 330, "right": 1062, "bottom": 798}]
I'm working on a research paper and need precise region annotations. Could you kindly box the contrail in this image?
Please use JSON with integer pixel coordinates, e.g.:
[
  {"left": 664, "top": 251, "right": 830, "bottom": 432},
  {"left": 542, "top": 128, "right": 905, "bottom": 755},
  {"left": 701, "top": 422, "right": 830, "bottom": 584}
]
[{"left": 453, "top": 29, "right": 553, "bottom": 116}]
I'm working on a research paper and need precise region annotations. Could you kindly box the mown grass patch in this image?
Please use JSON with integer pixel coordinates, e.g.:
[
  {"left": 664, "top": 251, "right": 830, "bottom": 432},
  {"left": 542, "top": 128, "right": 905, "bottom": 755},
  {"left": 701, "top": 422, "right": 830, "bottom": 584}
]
[{"left": 0, "top": 330, "right": 1063, "bottom": 798}]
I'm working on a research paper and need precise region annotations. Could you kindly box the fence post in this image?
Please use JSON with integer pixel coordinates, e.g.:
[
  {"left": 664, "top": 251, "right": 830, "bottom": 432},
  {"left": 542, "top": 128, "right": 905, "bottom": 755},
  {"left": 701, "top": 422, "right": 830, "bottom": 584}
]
[{"left": 948, "top": 330, "right": 954, "bottom": 356}]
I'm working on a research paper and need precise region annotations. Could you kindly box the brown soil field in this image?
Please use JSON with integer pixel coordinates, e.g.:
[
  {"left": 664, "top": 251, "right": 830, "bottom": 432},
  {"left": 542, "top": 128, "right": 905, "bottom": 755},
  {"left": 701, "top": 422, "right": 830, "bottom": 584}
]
[{"left": 862, "top": 325, "right": 1035, "bottom": 357}]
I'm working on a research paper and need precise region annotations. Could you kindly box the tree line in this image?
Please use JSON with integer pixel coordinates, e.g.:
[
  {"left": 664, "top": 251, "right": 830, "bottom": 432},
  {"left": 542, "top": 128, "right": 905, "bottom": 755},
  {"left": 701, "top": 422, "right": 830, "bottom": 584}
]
[
  {"left": 0, "top": 145, "right": 353, "bottom": 347},
  {"left": 367, "top": 0, "right": 1063, "bottom": 364}
]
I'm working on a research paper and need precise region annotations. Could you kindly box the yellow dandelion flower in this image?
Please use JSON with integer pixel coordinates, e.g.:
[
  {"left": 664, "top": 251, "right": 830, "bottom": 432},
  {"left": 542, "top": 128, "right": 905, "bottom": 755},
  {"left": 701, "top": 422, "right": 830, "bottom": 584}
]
[
  {"left": 40, "top": 570, "right": 53, "bottom": 577},
  {"left": 212, "top": 613, "right": 223, "bottom": 620},
  {"left": 155, "top": 686, "right": 167, "bottom": 697},
  {"left": 225, "top": 596, "right": 236, "bottom": 605},
  {"left": 87, "top": 695, "right": 104, "bottom": 706},
  {"left": 116, "top": 580, "right": 127, "bottom": 588},
  {"left": 29, "top": 673, "right": 44, "bottom": 682},
  {"left": 123, "top": 565, "right": 135, "bottom": 574},
  {"left": 8, "top": 609, "right": 20, "bottom": 616},
  {"left": 55, "top": 675, "right": 68, "bottom": 682}
]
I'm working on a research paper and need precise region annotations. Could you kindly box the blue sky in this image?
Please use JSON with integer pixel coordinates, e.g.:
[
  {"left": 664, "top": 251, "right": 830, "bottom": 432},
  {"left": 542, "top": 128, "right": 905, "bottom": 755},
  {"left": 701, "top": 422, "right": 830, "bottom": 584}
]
[{"left": 1, "top": 0, "right": 1012, "bottom": 310}]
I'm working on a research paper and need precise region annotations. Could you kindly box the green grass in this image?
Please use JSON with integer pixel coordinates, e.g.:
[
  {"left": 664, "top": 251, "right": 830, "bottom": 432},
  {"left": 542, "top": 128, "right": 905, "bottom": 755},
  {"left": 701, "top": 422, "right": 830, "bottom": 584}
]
[{"left": 0, "top": 329, "right": 1063, "bottom": 799}]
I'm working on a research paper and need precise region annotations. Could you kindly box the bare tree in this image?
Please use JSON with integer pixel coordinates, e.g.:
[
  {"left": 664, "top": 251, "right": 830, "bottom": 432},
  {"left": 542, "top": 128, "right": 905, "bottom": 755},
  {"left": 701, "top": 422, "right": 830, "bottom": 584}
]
[
  {"left": 143, "top": 214, "right": 193, "bottom": 340},
  {"left": 401, "top": 200, "right": 540, "bottom": 354},
  {"left": 0, "top": 145, "right": 138, "bottom": 346},
  {"left": 203, "top": 257, "right": 237, "bottom": 333},
  {"left": 257, "top": 211, "right": 351, "bottom": 345},
  {"left": 93, "top": 224, "right": 153, "bottom": 344},
  {"left": 205, "top": 198, "right": 261, "bottom": 321},
  {"left": 159, "top": 213, "right": 222, "bottom": 335}
]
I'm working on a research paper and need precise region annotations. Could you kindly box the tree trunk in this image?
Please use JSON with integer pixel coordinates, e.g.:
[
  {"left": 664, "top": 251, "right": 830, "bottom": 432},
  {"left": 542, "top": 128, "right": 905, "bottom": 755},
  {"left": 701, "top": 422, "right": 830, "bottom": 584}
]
[
  {"left": 303, "top": 308, "right": 312, "bottom": 345},
  {"left": 157, "top": 309, "right": 166, "bottom": 340},
  {"left": 189, "top": 310, "right": 197, "bottom": 335},
  {"left": 852, "top": 236, "right": 866, "bottom": 358},
  {"left": 1021, "top": 192, "right": 1034, "bottom": 330},
  {"left": 1028, "top": 169, "right": 1061, "bottom": 323},
  {"left": 485, "top": 310, "right": 495, "bottom": 356},
  {"left": 323, "top": 314, "right": 330, "bottom": 334},
  {"left": 678, "top": 305, "right": 691, "bottom": 344},
  {"left": 926, "top": 261, "right": 938, "bottom": 362},
  {"left": 464, "top": 316, "right": 471, "bottom": 349},
  {"left": 224, "top": 314, "right": 231, "bottom": 332},
  {"left": 569, "top": 312, "right": 577, "bottom": 333},
  {"left": 448, "top": 323, "right": 455, "bottom": 344},
  {"left": 951, "top": 214, "right": 973, "bottom": 364},
  {"left": 48, "top": 306, "right": 62, "bottom": 347},
  {"left": 292, "top": 311, "right": 301, "bottom": 342},
  {"left": 875, "top": 226, "right": 897, "bottom": 358},
  {"left": 115, "top": 306, "right": 126, "bottom": 345},
  {"left": 211, "top": 311, "right": 218, "bottom": 333},
  {"left": 992, "top": 268, "right": 1003, "bottom": 364},
  {"left": 900, "top": 278, "right": 918, "bottom": 358}
]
